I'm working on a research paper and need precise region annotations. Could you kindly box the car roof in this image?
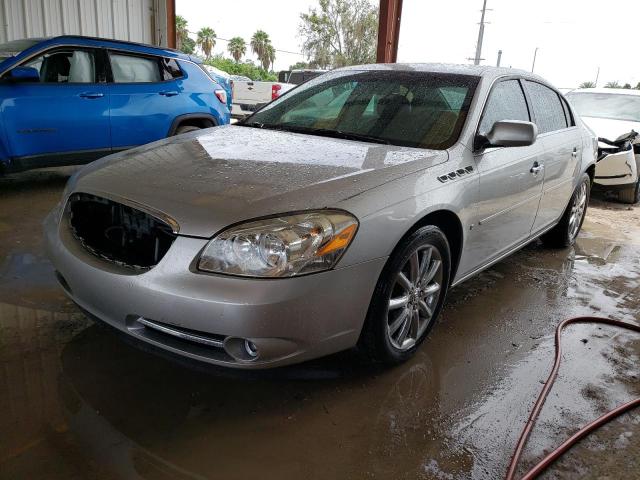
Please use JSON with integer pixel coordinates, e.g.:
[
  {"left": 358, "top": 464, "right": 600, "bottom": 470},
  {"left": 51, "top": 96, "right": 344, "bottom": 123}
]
[
  {"left": 336, "top": 62, "right": 545, "bottom": 81},
  {"left": 567, "top": 87, "right": 640, "bottom": 96},
  {"left": 23, "top": 35, "right": 195, "bottom": 61}
]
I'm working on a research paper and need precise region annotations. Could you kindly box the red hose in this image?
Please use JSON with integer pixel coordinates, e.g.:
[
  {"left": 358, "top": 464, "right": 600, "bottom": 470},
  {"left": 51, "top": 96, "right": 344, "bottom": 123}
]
[{"left": 505, "top": 316, "right": 640, "bottom": 480}]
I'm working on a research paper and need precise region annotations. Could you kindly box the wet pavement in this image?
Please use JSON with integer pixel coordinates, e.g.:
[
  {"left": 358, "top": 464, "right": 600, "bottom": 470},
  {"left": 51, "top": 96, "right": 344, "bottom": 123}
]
[{"left": 1, "top": 167, "right": 638, "bottom": 480}]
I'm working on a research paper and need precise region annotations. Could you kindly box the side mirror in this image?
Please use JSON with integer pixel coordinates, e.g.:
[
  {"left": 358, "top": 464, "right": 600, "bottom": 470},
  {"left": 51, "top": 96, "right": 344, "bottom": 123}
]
[
  {"left": 8, "top": 66, "right": 40, "bottom": 82},
  {"left": 477, "top": 120, "right": 538, "bottom": 149}
]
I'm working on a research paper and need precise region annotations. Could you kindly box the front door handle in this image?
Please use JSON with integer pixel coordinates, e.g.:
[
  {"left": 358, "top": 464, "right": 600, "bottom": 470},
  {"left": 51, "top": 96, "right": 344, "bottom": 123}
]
[
  {"left": 571, "top": 148, "right": 578, "bottom": 157},
  {"left": 79, "top": 92, "right": 104, "bottom": 99},
  {"left": 159, "top": 91, "right": 179, "bottom": 97},
  {"left": 530, "top": 161, "right": 544, "bottom": 175}
]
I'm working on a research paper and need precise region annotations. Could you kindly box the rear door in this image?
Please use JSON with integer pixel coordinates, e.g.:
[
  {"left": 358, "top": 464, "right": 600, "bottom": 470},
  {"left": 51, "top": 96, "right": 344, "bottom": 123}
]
[
  {"left": 466, "top": 78, "right": 545, "bottom": 264},
  {"left": 107, "top": 51, "right": 186, "bottom": 149},
  {"left": 0, "top": 46, "right": 110, "bottom": 166},
  {"left": 525, "top": 81, "right": 582, "bottom": 232}
]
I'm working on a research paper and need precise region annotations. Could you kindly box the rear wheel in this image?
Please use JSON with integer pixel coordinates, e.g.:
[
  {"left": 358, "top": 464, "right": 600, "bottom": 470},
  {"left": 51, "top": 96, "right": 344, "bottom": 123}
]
[
  {"left": 174, "top": 125, "right": 201, "bottom": 136},
  {"left": 618, "top": 179, "right": 640, "bottom": 204},
  {"left": 360, "top": 226, "right": 451, "bottom": 364},
  {"left": 541, "top": 173, "right": 590, "bottom": 248}
]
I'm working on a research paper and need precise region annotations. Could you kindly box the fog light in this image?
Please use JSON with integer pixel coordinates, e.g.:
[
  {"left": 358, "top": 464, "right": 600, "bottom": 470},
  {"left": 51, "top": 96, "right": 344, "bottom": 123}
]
[{"left": 244, "top": 340, "right": 258, "bottom": 358}]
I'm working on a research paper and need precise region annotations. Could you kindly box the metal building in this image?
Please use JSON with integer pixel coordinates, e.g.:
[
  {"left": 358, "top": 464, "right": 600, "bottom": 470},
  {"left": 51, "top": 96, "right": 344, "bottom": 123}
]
[{"left": 0, "top": 0, "right": 171, "bottom": 46}]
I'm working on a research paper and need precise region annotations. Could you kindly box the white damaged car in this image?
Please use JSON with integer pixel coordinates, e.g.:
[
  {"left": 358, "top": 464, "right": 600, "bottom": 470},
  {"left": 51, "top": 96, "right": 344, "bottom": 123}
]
[{"left": 566, "top": 88, "right": 640, "bottom": 203}]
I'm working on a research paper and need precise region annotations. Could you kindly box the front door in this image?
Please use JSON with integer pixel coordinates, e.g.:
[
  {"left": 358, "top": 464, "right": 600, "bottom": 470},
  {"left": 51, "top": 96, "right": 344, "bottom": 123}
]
[
  {"left": 465, "top": 79, "right": 545, "bottom": 266},
  {"left": 0, "top": 46, "right": 110, "bottom": 168}
]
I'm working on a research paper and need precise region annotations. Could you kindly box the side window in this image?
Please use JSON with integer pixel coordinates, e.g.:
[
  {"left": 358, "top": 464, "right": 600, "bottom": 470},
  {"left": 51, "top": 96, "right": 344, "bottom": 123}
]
[
  {"left": 21, "top": 48, "right": 97, "bottom": 83},
  {"left": 525, "top": 81, "right": 567, "bottom": 133},
  {"left": 479, "top": 80, "right": 529, "bottom": 135},
  {"left": 161, "top": 58, "right": 183, "bottom": 80},
  {"left": 109, "top": 53, "right": 161, "bottom": 83}
]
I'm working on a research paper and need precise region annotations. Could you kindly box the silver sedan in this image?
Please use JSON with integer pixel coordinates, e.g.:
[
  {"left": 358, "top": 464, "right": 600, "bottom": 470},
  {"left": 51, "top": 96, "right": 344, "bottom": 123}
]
[{"left": 44, "top": 64, "right": 596, "bottom": 368}]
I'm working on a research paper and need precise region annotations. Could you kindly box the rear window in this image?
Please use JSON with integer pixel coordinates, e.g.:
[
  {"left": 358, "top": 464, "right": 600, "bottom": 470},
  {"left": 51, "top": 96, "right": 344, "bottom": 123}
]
[
  {"left": 110, "top": 53, "right": 161, "bottom": 83},
  {"left": 245, "top": 70, "right": 480, "bottom": 150},
  {"left": 566, "top": 92, "right": 640, "bottom": 123}
]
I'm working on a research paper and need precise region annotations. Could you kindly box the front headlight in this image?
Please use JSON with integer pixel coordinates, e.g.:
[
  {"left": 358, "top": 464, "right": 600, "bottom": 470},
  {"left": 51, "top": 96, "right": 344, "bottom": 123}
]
[{"left": 198, "top": 210, "right": 358, "bottom": 278}]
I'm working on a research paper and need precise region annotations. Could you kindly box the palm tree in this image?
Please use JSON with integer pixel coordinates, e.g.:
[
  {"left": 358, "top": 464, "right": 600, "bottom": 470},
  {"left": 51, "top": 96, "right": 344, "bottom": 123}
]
[
  {"left": 579, "top": 81, "right": 595, "bottom": 89},
  {"left": 196, "top": 27, "right": 216, "bottom": 59},
  {"left": 251, "top": 30, "right": 275, "bottom": 71},
  {"left": 227, "top": 37, "right": 246, "bottom": 62},
  {"left": 175, "top": 15, "right": 190, "bottom": 52}
]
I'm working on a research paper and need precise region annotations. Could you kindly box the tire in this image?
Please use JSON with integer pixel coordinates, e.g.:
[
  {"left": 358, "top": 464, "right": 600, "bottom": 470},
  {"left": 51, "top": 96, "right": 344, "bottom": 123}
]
[
  {"left": 617, "top": 180, "right": 640, "bottom": 204},
  {"left": 541, "top": 173, "right": 590, "bottom": 248},
  {"left": 174, "top": 125, "right": 201, "bottom": 136},
  {"left": 359, "top": 226, "right": 451, "bottom": 364}
]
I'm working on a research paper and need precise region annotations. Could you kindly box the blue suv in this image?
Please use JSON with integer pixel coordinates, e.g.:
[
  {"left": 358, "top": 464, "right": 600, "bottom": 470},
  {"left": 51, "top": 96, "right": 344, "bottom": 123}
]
[{"left": 0, "top": 36, "right": 230, "bottom": 173}]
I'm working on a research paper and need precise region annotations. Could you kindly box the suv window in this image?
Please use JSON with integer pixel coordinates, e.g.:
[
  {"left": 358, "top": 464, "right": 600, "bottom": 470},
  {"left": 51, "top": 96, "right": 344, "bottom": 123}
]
[
  {"left": 560, "top": 96, "right": 574, "bottom": 127},
  {"left": 525, "top": 81, "right": 567, "bottom": 133},
  {"left": 161, "top": 58, "right": 183, "bottom": 80},
  {"left": 110, "top": 53, "right": 161, "bottom": 83},
  {"left": 21, "top": 48, "right": 98, "bottom": 83},
  {"left": 479, "top": 79, "right": 529, "bottom": 135}
]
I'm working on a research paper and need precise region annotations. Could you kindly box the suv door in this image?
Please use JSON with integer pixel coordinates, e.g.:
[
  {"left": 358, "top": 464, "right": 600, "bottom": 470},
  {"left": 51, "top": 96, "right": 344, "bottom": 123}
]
[
  {"left": 107, "top": 52, "right": 185, "bottom": 149},
  {"left": 0, "top": 46, "right": 110, "bottom": 168},
  {"left": 467, "top": 78, "right": 545, "bottom": 263},
  {"left": 524, "top": 81, "right": 582, "bottom": 232}
]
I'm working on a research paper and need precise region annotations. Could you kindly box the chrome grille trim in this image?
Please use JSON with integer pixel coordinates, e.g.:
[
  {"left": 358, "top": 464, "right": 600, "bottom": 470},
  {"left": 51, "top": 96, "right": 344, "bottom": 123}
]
[{"left": 137, "top": 318, "right": 225, "bottom": 348}]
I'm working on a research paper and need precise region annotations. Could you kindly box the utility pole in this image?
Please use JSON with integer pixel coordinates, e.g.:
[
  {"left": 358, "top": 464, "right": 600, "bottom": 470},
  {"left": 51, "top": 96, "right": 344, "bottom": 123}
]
[
  {"left": 594, "top": 66, "right": 600, "bottom": 87},
  {"left": 531, "top": 47, "right": 539, "bottom": 72},
  {"left": 496, "top": 49, "right": 502, "bottom": 67},
  {"left": 472, "top": 0, "right": 489, "bottom": 65}
]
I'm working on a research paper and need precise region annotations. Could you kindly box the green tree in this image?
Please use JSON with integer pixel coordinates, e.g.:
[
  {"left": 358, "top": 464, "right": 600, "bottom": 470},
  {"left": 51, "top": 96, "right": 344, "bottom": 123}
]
[
  {"left": 298, "top": 0, "right": 378, "bottom": 69},
  {"left": 227, "top": 37, "right": 247, "bottom": 62},
  {"left": 175, "top": 15, "right": 190, "bottom": 52},
  {"left": 635, "top": 82, "right": 640, "bottom": 90},
  {"left": 579, "top": 81, "right": 595, "bottom": 89},
  {"left": 289, "top": 61, "right": 309, "bottom": 70},
  {"left": 196, "top": 27, "right": 217, "bottom": 59},
  {"left": 251, "top": 30, "right": 275, "bottom": 71},
  {"left": 204, "top": 55, "right": 276, "bottom": 81},
  {"left": 605, "top": 81, "right": 621, "bottom": 88},
  {"left": 623, "top": 83, "right": 632, "bottom": 89}
]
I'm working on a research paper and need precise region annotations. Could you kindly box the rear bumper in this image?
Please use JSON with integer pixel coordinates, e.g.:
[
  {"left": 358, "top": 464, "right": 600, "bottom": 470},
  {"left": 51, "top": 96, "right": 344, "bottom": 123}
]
[{"left": 44, "top": 207, "right": 385, "bottom": 369}]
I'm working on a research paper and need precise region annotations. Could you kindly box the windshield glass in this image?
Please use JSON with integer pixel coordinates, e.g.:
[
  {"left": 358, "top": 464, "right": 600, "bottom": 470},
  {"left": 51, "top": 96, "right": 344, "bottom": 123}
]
[
  {"left": 243, "top": 70, "right": 480, "bottom": 149},
  {"left": 0, "top": 39, "right": 42, "bottom": 63},
  {"left": 566, "top": 92, "right": 640, "bottom": 122}
]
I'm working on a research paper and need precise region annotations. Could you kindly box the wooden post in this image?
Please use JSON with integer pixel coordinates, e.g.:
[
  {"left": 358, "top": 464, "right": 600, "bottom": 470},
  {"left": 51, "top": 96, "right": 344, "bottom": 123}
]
[
  {"left": 166, "top": 0, "right": 176, "bottom": 49},
  {"left": 376, "top": 0, "right": 403, "bottom": 63}
]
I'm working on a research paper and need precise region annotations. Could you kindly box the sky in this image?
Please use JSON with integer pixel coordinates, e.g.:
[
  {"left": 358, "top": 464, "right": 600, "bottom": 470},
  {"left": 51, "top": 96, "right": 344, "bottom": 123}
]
[{"left": 177, "top": 0, "right": 640, "bottom": 88}]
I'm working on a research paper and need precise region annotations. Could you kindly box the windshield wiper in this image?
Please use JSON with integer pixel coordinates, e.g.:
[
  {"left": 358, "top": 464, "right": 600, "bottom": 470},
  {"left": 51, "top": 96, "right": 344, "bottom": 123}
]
[{"left": 272, "top": 125, "right": 391, "bottom": 145}]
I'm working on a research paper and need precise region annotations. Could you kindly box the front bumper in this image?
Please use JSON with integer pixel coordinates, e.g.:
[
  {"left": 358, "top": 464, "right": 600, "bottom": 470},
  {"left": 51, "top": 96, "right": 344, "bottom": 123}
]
[{"left": 43, "top": 207, "right": 386, "bottom": 369}]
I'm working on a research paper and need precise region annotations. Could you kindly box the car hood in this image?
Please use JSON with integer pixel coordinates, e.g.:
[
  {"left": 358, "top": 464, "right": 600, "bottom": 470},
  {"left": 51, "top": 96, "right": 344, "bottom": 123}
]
[
  {"left": 580, "top": 116, "right": 640, "bottom": 143},
  {"left": 71, "top": 125, "right": 447, "bottom": 237}
]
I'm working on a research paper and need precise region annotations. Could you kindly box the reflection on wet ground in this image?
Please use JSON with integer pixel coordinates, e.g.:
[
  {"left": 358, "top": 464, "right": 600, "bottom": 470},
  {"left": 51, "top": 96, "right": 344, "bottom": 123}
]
[{"left": 0, "top": 169, "right": 638, "bottom": 479}]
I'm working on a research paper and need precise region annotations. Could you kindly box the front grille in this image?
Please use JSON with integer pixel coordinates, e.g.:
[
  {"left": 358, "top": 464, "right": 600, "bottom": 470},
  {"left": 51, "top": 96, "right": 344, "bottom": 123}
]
[{"left": 67, "top": 193, "right": 177, "bottom": 271}]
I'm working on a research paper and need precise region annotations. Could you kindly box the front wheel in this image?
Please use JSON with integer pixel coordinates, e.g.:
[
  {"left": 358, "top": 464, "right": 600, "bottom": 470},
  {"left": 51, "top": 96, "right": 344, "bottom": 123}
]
[
  {"left": 618, "top": 179, "right": 640, "bottom": 204},
  {"left": 359, "top": 226, "right": 451, "bottom": 364},
  {"left": 541, "top": 173, "right": 590, "bottom": 248}
]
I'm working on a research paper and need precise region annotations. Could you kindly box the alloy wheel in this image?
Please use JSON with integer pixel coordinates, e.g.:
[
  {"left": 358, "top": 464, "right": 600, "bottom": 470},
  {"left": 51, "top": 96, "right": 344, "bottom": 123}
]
[
  {"left": 568, "top": 181, "right": 587, "bottom": 241},
  {"left": 386, "top": 244, "right": 443, "bottom": 351}
]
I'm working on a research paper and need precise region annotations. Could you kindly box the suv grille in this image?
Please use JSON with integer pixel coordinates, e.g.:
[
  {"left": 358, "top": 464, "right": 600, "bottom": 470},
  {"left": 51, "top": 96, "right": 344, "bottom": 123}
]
[{"left": 67, "top": 193, "right": 177, "bottom": 270}]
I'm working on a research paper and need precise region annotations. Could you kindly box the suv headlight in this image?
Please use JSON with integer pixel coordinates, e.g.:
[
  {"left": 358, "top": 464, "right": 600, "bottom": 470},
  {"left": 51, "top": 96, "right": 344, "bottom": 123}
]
[{"left": 198, "top": 210, "right": 358, "bottom": 278}]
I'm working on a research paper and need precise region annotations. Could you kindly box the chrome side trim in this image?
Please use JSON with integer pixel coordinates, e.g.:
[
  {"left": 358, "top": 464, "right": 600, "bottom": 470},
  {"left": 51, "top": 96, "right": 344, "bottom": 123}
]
[{"left": 137, "top": 317, "right": 224, "bottom": 348}]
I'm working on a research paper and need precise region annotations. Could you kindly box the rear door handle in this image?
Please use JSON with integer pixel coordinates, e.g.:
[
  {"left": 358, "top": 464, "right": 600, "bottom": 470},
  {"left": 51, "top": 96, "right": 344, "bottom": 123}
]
[
  {"left": 79, "top": 92, "right": 104, "bottom": 99},
  {"left": 530, "top": 161, "right": 544, "bottom": 175},
  {"left": 159, "top": 91, "right": 179, "bottom": 97},
  {"left": 571, "top": 148, "right": 578, "bottom": 157}
]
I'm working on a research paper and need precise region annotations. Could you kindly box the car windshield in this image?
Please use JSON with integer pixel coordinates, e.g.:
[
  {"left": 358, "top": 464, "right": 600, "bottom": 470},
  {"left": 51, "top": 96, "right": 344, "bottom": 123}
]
[
  {"left": 0, "top": 39, "right": 42, "bottom": 63},
  {"left": 566, "top": 92, "right": 640, "bottom": 122},
  {"left": 241, "top": 70, "right": 480, "bottom": 150}
]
